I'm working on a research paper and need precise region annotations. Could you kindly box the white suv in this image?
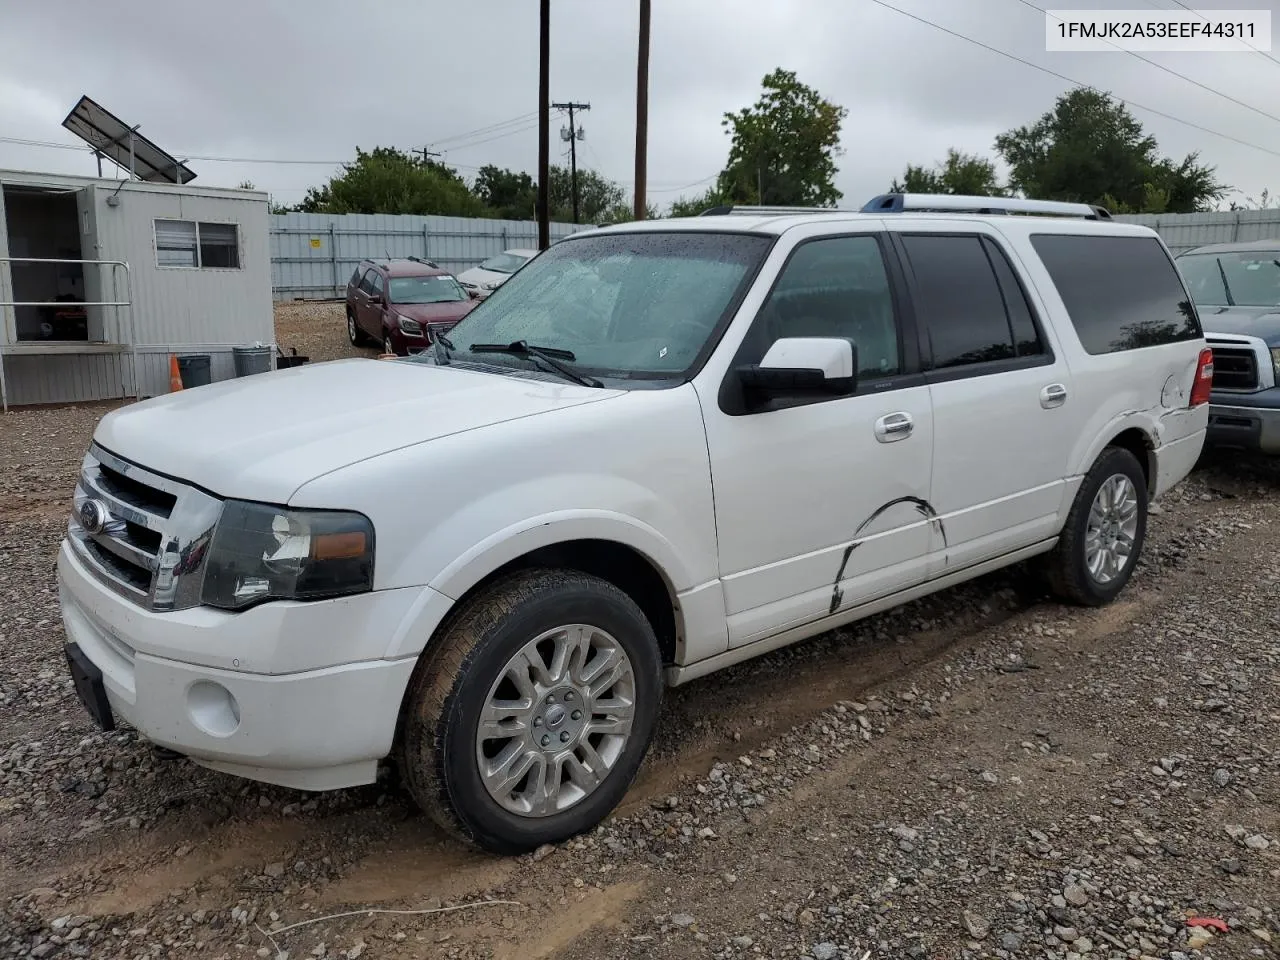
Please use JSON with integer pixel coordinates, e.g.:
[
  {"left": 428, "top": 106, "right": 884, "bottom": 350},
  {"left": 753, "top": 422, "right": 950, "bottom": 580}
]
[{"left": 58, "top": 194, "right": 1211, "bottom": 854}]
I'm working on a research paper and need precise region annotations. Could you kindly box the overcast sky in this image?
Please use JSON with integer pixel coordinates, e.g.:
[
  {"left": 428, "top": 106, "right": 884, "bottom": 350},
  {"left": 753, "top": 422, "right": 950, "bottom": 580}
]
[{"left": 2, "top": 0, "right": 1279, "bottom": 212}]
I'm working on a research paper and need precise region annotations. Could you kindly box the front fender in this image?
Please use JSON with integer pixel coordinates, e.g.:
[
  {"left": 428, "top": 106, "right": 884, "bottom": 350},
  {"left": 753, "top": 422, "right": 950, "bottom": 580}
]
[{"left": 427, "top": 508, "right": 693, "bottom": 603}]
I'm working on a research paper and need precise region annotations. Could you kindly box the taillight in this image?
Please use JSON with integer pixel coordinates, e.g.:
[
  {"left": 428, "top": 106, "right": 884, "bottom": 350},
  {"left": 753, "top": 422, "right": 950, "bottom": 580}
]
[{"left": 1190, "top": 347, "right": 1213, "bottom": 406}]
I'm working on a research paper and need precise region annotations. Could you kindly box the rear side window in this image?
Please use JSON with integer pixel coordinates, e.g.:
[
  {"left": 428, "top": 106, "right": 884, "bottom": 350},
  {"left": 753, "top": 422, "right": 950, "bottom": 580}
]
[
  {"left": 1029, "top": 234, "right": 1201, "bottom": 354},
  {"left": 900, "top": 234, "right": 1035, "bottom": 369}
]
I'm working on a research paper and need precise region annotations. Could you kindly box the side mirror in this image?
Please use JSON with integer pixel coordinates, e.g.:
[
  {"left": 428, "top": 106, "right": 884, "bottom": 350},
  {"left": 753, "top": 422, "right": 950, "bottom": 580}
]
[
  {"left": 368, "top": 295, "right": 384, "bottom": 306},
  {"left": 736, "top": 337, "right": 857, "bottom": 399}
]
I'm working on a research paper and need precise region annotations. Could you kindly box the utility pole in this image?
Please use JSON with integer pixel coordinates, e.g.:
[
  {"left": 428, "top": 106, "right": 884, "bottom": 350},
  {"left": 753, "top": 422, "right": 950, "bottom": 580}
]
[
  {"left": 553, "top": 101, "right": 591, "bottom": 223},
  {"left": 537, "top": 0, "right": 551, "bottom": 250},
  {"left": 634, "top": 0, "right": 650, "bottom": 220},
  {"left": 419, "top": 147, "right": 441, "bottom": 165}
]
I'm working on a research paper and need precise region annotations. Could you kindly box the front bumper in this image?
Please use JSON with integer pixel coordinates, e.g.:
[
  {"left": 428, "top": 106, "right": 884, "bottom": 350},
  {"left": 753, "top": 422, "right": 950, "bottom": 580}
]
[
  {"left": 1206, "top": 388, "right": 1280, "bottom": 456},
  {"left": 57, "top": 539, "right": 424, "bottom": 790}
]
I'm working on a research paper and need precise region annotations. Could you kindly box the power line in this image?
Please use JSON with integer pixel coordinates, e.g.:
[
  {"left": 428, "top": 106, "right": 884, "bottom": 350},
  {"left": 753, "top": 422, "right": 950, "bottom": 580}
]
[
  {"left": 648, "top": 173, "right": 719, "bottom": 194},
  {"left": 1017, "top": 0, "right": 1280, "bottom": 127},
  {"left": 434, "top": 111, "right": 565, "bottom": 155},
  {"left": 429, "top": 112, "right": 539, "bottom": 149},
  {"left": 1163, "top": 0, "right": 1280, "bottom": 67},
  {"left": 0, "top": 135, "right": 350, "bottom": 164},
  {"left": 862, "top": 0, "right": 1280, "bottom": 161}
]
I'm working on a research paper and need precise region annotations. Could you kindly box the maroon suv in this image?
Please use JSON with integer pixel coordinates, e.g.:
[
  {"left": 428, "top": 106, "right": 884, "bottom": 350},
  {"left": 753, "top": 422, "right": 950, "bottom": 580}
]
[{"left": 345, "top": 258, "right": 478, "bottom": 356}]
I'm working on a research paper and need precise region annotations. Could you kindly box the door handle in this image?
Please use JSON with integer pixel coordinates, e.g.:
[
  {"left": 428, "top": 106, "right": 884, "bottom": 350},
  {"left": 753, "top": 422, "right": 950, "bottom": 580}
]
[
  {"left": 875, "top": 411, "right": 914, "bottom": 442},
  {"left": 1040, "top": 383, "right": 1068, "bottom": 409}
]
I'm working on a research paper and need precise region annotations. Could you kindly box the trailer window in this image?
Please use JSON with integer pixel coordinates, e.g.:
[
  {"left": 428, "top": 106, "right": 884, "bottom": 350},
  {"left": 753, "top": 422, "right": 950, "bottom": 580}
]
[{"left": 155, "top": 220, "right": 241, "bottom": 270}]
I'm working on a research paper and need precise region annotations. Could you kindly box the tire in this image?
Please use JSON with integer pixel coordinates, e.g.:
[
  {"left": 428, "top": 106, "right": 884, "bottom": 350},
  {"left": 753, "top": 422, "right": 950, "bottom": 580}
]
[
  {"left": 347, "top": 308, "right": 370, "bottom": 347},
  {"left": 383, "top": 334, "right": 398, "bottom": 357},
  {"left": 398, "top": 569, "right": 663, "bottom": 854},
  {"left": 1046, "top": 446, "right": 1148, "bottom": 606}
]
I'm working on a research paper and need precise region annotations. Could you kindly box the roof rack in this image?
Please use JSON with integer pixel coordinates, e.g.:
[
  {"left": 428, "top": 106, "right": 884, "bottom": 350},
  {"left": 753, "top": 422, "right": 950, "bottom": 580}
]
[
  {"left": 861, "top": 193, "right": 1111, "bottom": 220},
  {"left": 698, "top": 204, "right": 849, "bottom": 217}
]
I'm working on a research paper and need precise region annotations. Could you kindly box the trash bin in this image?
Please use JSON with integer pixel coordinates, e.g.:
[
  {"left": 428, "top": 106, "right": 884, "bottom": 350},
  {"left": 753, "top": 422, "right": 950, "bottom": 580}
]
[
  {"left": 232, "top": 344, "right": 274, "bottom": 377},
  {"left": 177, "top": 354, "right": 212, "bottom": 389}
]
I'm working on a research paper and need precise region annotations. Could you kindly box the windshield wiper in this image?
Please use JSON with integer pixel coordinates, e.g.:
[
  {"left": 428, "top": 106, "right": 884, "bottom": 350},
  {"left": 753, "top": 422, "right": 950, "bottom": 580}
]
[
  {"left": 469, "top": 340, "right": 603, "bottom": 388},
  {"left": 1217, "top": 258, "right": 1236, "bottom": 305},
  {"left": 431, "top": 332, "right": 456, "bottom": 365}
]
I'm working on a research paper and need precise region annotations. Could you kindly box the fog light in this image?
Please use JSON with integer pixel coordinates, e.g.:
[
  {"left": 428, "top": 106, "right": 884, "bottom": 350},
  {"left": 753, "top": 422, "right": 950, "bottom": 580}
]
[{"left": 187, "top": 680, "right": 241, "bottom": 737}]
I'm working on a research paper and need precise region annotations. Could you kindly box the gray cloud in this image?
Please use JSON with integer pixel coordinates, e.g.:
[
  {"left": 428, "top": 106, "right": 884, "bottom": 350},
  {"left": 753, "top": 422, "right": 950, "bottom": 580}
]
[{"left": 2, "top": 0, "right": 1278, "bottom": 210}]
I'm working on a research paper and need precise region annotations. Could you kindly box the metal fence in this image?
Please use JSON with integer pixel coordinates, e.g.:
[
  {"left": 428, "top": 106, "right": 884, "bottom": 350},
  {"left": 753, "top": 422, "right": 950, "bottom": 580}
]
[
  {"left": 1114, "top": 209, "right": 1280, "bottom": 255},
  {"left": 270, "top": 212, "right": 591, "bottom": 300}
]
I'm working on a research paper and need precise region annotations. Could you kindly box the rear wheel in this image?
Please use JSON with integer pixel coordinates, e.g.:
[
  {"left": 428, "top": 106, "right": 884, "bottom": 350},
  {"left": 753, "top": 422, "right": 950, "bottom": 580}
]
[
  {"left": 398, "top": 569, "right": 662, "bottom": 854},
  {"left": 1046, "top": 446, "right": 1147, "bottom": 606}
]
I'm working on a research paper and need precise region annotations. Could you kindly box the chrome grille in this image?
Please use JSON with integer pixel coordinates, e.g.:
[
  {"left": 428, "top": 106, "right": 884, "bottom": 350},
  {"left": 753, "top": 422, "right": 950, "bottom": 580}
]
[{"left": 67, "top": 445, "right": 223, "bottom": 612}]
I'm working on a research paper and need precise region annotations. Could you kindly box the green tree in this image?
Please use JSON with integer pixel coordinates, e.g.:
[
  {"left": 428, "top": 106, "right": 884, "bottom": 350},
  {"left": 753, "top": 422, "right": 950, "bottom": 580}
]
[
  {"left": 596, "top": 199, "right": 660, "bottom": 225},
  {"left": 890, "top": 149, "right": 1005, "bottom": 196},
  {"left": 472, "top": 165, "right": 537, "bottom": 219},
  {"left": 994, "top": 89, "right": 1226, "bottom": 213},
  {"left": 470, "top": 165, "right": 626, "bottom": 223},
  {"left": 548, "top": 167, "right": 626, "bottom": 223},
  {"left": 1229, "top": 187, "right": 1279, "bottom": 211},
  {"left": 295, "top": 147, "right": 483, "bottom": 216},
  {"left": 668, "top": 186, "right": 727, "bottom": 217},
  {"left": 717, "top": 68, "right": 848, "bottom": 207}
]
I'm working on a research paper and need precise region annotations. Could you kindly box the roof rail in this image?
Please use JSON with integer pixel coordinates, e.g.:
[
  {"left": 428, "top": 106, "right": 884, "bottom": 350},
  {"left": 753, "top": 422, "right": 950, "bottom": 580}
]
[
  {"left": 698, "top": 204, "right": 850, "bottom": 217},
  {"left": 861, "top": 193, "right": 1111, "bottom": 220},
  {"left": 406, "top": 256, "right": 439, "bottom": 267}
]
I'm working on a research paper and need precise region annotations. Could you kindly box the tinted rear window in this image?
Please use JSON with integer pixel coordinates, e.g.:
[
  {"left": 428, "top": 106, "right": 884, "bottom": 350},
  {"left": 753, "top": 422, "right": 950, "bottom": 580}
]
[{"left": 1030, "top": 234, "right": 1201, "bottom": 354}]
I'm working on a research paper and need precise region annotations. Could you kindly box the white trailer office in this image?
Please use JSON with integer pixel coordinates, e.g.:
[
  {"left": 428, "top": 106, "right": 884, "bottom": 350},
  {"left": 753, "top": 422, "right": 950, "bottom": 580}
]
[{"left": 0, "top": 168, "right": 273, "bottom": 409}]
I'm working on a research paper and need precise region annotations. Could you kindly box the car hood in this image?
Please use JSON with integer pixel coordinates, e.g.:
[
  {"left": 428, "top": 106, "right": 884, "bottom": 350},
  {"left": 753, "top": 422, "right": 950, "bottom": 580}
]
[
  {"left": 391, "top": 299, "right": 476, "bottom": 324},
  {"left": 94, "top": 358, "right": 619, "bottom": 503},
  {"left": 456, "top": 266, "right": 511, "bottom": 287},
  {"left": 1199, "top": 304, "right": 1280, "bottom": 341}
]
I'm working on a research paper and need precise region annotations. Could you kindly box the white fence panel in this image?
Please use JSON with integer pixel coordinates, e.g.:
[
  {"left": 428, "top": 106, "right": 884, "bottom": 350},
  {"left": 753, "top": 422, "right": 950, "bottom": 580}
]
[{"left": 270, "top": 213, "right": 590, "bottom": 300}]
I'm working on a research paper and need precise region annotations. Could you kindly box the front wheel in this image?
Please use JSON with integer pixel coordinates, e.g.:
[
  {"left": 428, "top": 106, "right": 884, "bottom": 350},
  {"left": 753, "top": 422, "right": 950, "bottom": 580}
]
[
  {"left": 1046, "top": 446, "right": 1148, "bottom": 606},
  {"left": 398, "top": 569, "right": 663, "bottom": 854}
]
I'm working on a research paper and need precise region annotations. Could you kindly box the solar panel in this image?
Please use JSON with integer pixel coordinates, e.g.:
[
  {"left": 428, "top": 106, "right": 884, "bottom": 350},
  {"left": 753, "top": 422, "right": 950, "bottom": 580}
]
[{"left": 61, "top": 95, "right": 196, "bottom": 184}]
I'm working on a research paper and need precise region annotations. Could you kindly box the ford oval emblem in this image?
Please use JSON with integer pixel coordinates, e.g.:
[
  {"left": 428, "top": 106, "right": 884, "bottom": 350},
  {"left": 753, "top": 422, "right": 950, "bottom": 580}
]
[{"left": 78, "top": 498, "right": 112, "bottom": 535}]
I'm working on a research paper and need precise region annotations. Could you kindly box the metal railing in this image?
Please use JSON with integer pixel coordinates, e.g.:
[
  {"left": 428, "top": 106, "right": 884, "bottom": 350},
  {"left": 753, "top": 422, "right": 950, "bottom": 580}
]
[{"left": 0, "top": 257, "right": 134, "bottom": 413}]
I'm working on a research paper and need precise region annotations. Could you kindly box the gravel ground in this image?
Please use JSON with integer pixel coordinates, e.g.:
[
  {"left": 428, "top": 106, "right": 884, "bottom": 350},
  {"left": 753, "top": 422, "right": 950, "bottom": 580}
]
[
  {"left": 0, "top": 306, "right": 1276, "bottom": 960},
  {"left": 273, "top": 300, "right": 379, "bottom": 364}
]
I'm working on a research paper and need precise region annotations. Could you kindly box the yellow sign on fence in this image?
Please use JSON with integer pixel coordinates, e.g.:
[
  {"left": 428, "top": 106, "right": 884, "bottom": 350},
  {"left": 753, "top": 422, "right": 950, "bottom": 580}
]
[{"left": 309, "top": 237, "right": 322, "bottom": 249}]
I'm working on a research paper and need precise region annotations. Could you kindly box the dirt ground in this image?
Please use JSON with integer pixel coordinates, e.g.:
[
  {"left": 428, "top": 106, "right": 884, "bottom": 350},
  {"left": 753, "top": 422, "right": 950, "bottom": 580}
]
[{"left": 0, "top": 305, "right": 1276, "bottom": 960}]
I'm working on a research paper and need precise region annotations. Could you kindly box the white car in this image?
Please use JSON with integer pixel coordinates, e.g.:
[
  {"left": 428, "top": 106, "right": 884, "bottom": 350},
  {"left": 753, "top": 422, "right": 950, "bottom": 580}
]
[
  {"left": 58, "top": 194, "right": 1210, "bottom": 854},
  {"left": 456, "top": 248, "right": 537, "bottom": 299}
]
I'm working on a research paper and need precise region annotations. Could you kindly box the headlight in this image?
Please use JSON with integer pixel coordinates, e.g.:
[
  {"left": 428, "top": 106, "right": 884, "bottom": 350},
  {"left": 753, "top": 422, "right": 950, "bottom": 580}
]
[
  {"left": 201, "top": 501, "right": 374, "bottom": 610},
  {"left": 398, "top": 314, "right": 423, "bottom": 336}
]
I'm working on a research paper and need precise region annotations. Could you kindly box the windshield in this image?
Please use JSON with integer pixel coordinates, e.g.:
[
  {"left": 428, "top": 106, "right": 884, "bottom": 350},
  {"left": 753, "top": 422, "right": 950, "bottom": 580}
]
[
  {"left": 1178, "top": 250, "right": 1280, "bottom": 307},
  {"left": 388, "top": 275, "right": 466, "bottom": 304},
  {"left": 478, "top": 252, "right": 532, "bottom": 274},
  {"left": 427, "top": 231, "right": 773, "bottom": 380}
]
